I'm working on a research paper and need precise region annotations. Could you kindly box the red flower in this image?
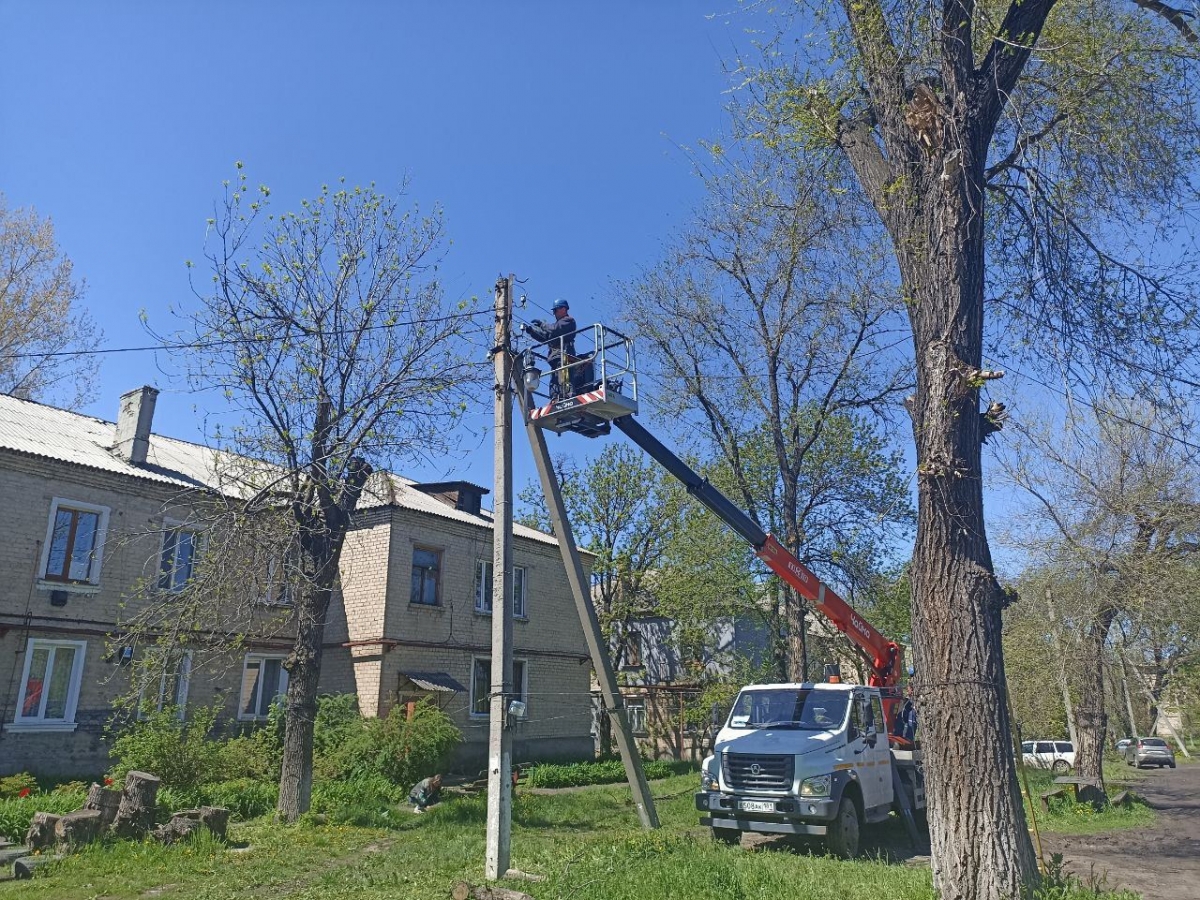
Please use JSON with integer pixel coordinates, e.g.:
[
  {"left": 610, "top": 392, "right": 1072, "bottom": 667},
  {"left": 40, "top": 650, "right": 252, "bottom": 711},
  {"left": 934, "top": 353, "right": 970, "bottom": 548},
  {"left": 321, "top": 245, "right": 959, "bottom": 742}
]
[
  {"left": 103, "top": 777, "right": 113, "bottom": 786},
  {"left": 18, "top": 788, "right": 31, "bottom": 798}
]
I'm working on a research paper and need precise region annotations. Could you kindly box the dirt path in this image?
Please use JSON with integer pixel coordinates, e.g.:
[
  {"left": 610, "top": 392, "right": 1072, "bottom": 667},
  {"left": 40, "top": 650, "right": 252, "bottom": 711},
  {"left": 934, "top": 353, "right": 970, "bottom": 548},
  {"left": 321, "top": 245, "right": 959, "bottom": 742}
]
[{"left": 1042, "top": 763, "right": 1200, "bottom": 900}]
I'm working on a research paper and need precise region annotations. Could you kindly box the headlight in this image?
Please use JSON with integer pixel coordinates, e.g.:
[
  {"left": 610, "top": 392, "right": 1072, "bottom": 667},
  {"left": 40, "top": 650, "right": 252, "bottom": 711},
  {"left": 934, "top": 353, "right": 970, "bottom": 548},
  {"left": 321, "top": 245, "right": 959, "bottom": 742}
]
[
  {"left": 701, "top": 755, "right": 719, "bottom": 790},
  {"left": 701, "top": 771, "right": 718, "bottom": 790},
  {"left": 800, "top": 774, "right": 831, "bottom": 797}
]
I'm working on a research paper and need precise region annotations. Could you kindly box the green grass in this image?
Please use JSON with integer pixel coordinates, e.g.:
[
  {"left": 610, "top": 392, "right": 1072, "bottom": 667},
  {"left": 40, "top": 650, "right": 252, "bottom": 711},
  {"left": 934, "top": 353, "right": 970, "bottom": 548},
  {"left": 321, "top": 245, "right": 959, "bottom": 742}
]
[
  {"left": 0, "top": 773, "right": 1137, "bottom": 900},
  {"left": 1019, "top": 767, "right": 1156, "bottom": 836}
]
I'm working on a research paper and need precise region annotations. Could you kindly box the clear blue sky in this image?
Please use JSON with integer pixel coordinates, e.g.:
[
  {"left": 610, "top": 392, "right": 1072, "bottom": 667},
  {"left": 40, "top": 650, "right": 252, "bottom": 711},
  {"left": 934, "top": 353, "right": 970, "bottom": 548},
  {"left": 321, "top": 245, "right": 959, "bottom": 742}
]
[{"left": 2, "top": 1, "right": 767, "bottom": 493}]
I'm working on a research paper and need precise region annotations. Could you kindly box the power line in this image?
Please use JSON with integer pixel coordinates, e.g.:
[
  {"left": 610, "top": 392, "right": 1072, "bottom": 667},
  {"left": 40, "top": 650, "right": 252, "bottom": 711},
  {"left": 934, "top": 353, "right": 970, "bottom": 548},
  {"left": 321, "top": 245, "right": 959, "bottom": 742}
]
[{"left": 0, "top": 308, "right": 496, "bottom": 361}]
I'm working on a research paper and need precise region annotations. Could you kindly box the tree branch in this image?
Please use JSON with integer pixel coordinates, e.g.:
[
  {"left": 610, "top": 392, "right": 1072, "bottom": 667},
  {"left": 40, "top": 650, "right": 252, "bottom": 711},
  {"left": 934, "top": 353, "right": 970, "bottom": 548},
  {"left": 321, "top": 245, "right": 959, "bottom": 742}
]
[
  {"left": 977, "top": 0, "right": 1061, "bottom": 135},
  {"left": 1131, "top": 0, "right": 1198, "bottom": 43}
]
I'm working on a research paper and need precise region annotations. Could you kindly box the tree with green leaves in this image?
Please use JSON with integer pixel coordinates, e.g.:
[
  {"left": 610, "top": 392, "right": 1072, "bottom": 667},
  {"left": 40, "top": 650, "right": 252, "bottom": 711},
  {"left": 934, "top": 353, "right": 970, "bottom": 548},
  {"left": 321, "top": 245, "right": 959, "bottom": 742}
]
[
  {"left": 155, "top": 167, "right": 482, "bottom": 821},
  {"left": 999, "top": 403, "right": 1200, "bottom": 787},
  {"left": 622, "top": 143, "right": 912, "bottom": 682},
  {"left": 730, "top": 1, "right": 1200, "bottom": 893}
]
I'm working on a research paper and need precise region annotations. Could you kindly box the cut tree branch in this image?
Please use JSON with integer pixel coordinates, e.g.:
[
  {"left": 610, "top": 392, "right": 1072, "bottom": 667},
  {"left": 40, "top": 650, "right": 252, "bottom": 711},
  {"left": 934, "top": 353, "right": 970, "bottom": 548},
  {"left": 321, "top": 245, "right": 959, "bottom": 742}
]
[{"left": 1131, "top": 0, "right": 1198, "bottom": 42}]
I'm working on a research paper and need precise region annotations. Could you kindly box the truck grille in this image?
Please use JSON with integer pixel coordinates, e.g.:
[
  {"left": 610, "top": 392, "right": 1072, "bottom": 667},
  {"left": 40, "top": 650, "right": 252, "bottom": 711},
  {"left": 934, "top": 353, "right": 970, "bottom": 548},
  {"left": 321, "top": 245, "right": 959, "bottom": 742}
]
[{"left": 722, "top": 753, "right": 794, "bottom": 791}]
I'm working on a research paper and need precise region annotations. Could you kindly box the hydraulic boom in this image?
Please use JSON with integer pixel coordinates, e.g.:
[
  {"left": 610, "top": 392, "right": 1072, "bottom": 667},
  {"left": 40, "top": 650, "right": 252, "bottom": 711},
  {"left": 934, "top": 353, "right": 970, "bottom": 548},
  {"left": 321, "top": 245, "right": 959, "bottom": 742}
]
[{"left": 613, "top": 416, "right": 903, "bottom": 715}]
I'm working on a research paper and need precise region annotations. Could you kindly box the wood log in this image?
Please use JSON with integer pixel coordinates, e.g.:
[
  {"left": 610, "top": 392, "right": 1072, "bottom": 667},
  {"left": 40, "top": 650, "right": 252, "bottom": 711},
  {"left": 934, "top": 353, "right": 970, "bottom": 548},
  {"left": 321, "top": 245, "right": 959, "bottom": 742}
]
[
  {"left": 153, "top": 815, "right": 201, "bottom": 845},
  {"left": 13, "top": 854, "right": 61, "bottom": 879},
  {"left": 84, "top": 783, "right": 123, "bottom": 827},
  {"left": 0, "top": 846, "right": 31, "bottom": 868},
  {"left": 1110, "top": 790, "right": 1135, "bottom": 807},
  {"left": 449, "top": 881, "right": 535, "bottom": 900},
  {"left": 55, "top": 809, "right": 103, "bottom": 850},
  {"left": 111, "top": 770, "right": 160, "bottom": 838},
  {"left": 24, "top": 812, "right": 61, "bottom": 851}
]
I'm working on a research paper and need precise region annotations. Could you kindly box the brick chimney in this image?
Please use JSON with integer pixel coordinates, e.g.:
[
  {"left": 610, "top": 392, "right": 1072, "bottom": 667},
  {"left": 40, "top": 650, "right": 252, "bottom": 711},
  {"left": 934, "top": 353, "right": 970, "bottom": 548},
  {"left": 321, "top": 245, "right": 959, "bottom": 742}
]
[{"left": 115, "top": 386, "right": 159, "bottom": 465}]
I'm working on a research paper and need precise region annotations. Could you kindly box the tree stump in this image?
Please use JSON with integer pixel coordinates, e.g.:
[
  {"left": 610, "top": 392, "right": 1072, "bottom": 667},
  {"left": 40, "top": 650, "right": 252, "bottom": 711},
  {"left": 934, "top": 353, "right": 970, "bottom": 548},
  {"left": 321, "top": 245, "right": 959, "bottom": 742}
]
[
  {"left": 24, "top": 812, "right": 61, "bottom": 851},
  {"left": 84, "top": 783, "right": 123, "bottom": 827},
  {"left": 111, "top": 770, "right": 161, "bottom": 838},
  {"left": 153, "top": 815, "right": 201, "bottom": 845},
  {"left": 55, "top": 809, "right": 103, "bottom": 850},
  {"left": 13, "top": 854, "right": 61, "bottom": 879},
  {"left": 199, "top": 806, "right": 230, "bottom": 841}
]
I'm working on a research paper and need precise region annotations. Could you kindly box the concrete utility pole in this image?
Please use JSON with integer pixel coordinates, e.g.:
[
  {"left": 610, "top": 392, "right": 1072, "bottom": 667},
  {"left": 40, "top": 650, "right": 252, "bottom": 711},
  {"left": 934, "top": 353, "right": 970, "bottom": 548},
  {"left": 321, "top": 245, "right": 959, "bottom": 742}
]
[
  {"left": 519, "top": 385, "right": 660, "bottom": 829},
  {"left": 485, "top": 274, "right": 515, "bottom": 880}
]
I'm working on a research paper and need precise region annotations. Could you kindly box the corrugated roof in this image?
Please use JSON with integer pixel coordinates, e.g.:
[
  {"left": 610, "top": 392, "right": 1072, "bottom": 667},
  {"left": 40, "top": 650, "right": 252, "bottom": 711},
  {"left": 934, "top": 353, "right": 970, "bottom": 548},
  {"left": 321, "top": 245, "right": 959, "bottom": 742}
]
[
  {"left": 360, "top": 471, "right": 560, "bottom": 547},
  {"left": 399, "top": 671, "right": 467, "bottom": 693},
  {"left": 0, "top": 393, "right": 563, "bottom": 548},
  {"left": 0, "top": 393, "right": 224, "bottom": 490}
]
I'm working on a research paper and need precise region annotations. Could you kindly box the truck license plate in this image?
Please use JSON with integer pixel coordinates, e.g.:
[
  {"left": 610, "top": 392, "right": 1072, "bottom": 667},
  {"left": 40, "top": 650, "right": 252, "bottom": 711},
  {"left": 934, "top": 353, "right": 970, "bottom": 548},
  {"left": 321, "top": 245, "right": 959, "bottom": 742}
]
[{"left": 738, "top": 800, "right": 775, "bottom": 813}]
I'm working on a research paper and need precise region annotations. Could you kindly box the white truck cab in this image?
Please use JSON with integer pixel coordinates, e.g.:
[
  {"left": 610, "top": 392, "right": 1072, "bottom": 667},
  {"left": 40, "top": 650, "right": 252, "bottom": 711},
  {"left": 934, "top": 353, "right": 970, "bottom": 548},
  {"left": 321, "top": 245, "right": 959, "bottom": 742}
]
[{"left": 695, "top": 682, "right": 924, "bottom": 857}]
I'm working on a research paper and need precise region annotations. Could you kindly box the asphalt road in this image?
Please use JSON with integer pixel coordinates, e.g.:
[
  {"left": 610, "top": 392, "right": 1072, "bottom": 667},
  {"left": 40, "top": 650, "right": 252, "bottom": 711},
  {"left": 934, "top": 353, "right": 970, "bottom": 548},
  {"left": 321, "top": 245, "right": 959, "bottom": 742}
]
[{"left": 1042, "top": 761, "right": 1200, "bottom": 900}]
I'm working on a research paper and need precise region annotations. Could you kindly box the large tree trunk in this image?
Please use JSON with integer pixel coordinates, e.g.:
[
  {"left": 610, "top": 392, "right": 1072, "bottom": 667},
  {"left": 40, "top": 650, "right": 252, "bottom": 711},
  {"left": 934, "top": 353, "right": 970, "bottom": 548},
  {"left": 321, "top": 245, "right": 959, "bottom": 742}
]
[
  {"left": 784, "top": 587, "right": 808, "bottom": 682},
  {"left": 901, "top": 135, "right": 1038, "bottom": 900},
  {"left": 1073, "top": 607, "right": 1117, "bottom": 787},
  {"left": 277, "top": 580, "right": 334, "bottom": 821}
]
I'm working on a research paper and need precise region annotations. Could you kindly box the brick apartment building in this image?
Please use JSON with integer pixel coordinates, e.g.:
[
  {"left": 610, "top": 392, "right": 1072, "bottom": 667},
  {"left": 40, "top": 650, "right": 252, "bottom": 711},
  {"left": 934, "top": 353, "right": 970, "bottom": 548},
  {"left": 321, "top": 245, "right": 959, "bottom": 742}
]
[{"left": 0, "top": 388, "right": 592, "bottom": 776}]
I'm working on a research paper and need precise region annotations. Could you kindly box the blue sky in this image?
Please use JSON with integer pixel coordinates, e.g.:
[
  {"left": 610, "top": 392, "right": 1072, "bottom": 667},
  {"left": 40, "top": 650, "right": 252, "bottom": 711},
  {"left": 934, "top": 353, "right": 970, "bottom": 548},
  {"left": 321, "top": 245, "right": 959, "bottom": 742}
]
[{"left": 2, "top": 2, "right": 767, "bottom": 493}]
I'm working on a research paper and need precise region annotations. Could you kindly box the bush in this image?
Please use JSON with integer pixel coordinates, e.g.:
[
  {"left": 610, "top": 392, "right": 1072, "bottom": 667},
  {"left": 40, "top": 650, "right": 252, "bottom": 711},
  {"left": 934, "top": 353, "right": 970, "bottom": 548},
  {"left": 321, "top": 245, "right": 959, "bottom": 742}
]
[
  {"left": 0, "top": 790, "right": 86, "bottom": 842},
  {"left": 354, "top": 701, "right": 461, "bottom": 786},
  {"left": 0, "top": 773, "right": 38, "bottom": 799},
  {"left": 109, "top": 704, "right": 222, "bottom": 790},
  {"left": 525, "top": 758, "right": 675, "bottom": 788}
]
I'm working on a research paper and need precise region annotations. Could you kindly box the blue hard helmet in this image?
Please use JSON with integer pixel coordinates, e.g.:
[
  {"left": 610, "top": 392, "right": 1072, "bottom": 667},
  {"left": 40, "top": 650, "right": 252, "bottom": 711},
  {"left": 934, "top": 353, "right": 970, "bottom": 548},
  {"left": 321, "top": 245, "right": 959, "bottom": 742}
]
[{"left": 550, "top": 299, "right": 569, "bottom": 312}]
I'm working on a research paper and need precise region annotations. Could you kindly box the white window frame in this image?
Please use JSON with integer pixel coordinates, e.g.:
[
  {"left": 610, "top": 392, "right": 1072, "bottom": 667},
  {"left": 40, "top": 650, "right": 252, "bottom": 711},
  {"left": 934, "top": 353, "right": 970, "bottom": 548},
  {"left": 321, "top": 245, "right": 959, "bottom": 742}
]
[
  {"left": 469, "top": 656, "right": 528, "bottom": 719},
  {"left": 626, "top": 698, "right": 648, "bottom": 735},
  {"left": 237, "top": 653, "right": 289, "bottom": 721},
  {"left": 258, "top": 551, "right": 297, "bottom": 607},
  {"left": 474, "top": 560, "right": 527, "bottom": 618},
  {"left": 158, "top": 519, "right": 203, "bottom": 593},
  {"left": 37, "top": 498, "right": 111, "bottom": 589},
  {"left": 137, "top": 651, "right": 192, "bottom": 720},
  {"left": 9, "top": 638, "right": 87, "bottom": 731}
]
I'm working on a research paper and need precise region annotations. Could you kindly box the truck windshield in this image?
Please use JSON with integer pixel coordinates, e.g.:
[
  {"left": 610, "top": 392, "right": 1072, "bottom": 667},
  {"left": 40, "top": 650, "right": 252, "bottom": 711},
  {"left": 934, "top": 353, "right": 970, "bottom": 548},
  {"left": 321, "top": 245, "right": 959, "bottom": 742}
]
[{"left": 727, "top": 689, "right": 849, "bottom": 730}]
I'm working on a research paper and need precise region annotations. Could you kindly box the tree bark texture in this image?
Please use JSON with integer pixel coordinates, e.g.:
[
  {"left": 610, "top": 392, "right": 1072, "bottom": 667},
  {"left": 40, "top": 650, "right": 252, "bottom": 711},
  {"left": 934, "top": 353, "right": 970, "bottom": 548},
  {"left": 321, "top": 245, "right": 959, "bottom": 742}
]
[
  {"left": 84, "top": 783, "right": 122, "bottom": 827},
  {"left": 277, "top": 580, "right": 331, "bottom": 821},
  {"left": 1072, "top": 607, "right": 1117, "bottom": 788},
  {"left": 24, "top": 812, "right": 60, "bottom": 851},
  {"left": 55, "top": 809, "right": 102, "bottom": 850},
  {"left": 893, "top": 130, "right": 1038, "bottom": 900},
  {"left": 112, "top": 771, "right": 160, "bottom": 839}
]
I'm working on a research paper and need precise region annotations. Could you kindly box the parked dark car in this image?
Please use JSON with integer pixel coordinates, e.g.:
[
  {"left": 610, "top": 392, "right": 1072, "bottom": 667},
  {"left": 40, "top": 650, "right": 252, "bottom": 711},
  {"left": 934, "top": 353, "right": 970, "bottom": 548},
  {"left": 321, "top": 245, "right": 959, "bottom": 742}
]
[{"left": 1125, "top": 737, "right": 1176, "bottom": 768}]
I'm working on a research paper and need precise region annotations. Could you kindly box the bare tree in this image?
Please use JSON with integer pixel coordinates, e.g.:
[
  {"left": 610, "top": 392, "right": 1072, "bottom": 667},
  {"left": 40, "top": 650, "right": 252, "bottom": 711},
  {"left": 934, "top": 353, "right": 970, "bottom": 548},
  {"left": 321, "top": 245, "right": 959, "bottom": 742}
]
[
  {"left": 0, "top": 194, "right": 99, "bottom": 407},
  {"left": 153, "top": 167, "right": 484, "bottom": 820}
]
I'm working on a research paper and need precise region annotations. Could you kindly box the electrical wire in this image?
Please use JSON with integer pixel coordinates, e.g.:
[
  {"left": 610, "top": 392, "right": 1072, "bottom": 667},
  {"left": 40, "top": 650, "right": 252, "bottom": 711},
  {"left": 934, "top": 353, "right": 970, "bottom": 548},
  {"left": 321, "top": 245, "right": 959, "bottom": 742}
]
[{"left": 0, "top": 307, "right": 497, "bottom": 361}]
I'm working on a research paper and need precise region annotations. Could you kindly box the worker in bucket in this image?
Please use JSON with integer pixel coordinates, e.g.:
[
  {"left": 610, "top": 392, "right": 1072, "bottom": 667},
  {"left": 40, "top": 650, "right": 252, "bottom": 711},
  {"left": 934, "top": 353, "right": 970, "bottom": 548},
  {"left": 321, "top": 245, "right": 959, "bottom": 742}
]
[{"left": 528, "top": 299, "right": 579, "bottom": 401}]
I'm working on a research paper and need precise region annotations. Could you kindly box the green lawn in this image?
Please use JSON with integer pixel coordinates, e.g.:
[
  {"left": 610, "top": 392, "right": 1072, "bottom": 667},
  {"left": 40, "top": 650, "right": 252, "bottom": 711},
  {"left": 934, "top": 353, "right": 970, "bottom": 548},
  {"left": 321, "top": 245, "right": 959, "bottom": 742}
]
[
  {"left": 0, "top": 773, "right": 1139, "bottom": 900},
  {"left": 1019, "top": 765, "right": 1156, "bottom": 836}
]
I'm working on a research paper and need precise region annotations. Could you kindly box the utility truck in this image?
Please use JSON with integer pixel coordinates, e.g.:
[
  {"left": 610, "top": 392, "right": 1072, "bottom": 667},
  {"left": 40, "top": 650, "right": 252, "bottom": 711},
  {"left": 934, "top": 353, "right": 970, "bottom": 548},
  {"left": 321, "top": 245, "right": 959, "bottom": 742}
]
[
  {"left": 696, "top": 681, "right": 924, "bottom": 856},
  {"left": 522, "top": 323, "right": 925, "bottom": 857}
]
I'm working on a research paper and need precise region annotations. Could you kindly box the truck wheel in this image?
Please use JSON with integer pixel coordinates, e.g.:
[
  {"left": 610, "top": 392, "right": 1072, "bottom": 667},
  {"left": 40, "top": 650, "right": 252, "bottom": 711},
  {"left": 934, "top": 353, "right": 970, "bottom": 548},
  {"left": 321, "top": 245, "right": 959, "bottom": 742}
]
[
  {"left": 711, "top": 827, "right": 741, "bottom": 846},
  {"left": 826, "top": 798, "right": 861, "bottom": 859}
]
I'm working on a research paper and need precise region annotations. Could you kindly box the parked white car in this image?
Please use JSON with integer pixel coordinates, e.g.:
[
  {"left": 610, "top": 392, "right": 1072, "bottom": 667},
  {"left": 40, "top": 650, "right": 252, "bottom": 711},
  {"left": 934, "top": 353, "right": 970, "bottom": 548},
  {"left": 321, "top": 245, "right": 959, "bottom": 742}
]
[{"left": 1021, "top": 740, "right": 1076, "bottom": 774}]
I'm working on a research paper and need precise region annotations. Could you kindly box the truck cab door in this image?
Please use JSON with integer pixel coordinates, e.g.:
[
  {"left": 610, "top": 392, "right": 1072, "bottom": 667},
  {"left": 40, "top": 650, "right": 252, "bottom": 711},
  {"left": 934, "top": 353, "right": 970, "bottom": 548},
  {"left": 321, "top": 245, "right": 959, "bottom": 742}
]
[{"left": 848, "top": 692, "right": 890, "bottom": 819}]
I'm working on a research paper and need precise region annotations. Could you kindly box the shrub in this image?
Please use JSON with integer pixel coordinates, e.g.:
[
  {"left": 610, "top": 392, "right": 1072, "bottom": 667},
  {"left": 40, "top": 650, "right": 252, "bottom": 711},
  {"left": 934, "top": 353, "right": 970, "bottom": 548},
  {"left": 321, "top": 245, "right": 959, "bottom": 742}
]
[
  {"left": 218, "top": 730, "right": 279, "bottom": 780},
  {"left": 0, "top": 773, "right": 38, "bottom": 799},
  {"left": 525, "top": 758, "right": 675, "bottom": 788},
  {"left": 355, "top": 700, "right": 461, "bottom": 786},
  {"left": 52, "top": 780, "right": 89, "bottom": 795},
  {"left": 199, "top": 778, "right": 279, "bottom": 821},
  {"left": 0, "top": 790, "right": 86, "bottom": 842},
  {"left": 109, "top": 703, "right": 222, "bottom": 790}
]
